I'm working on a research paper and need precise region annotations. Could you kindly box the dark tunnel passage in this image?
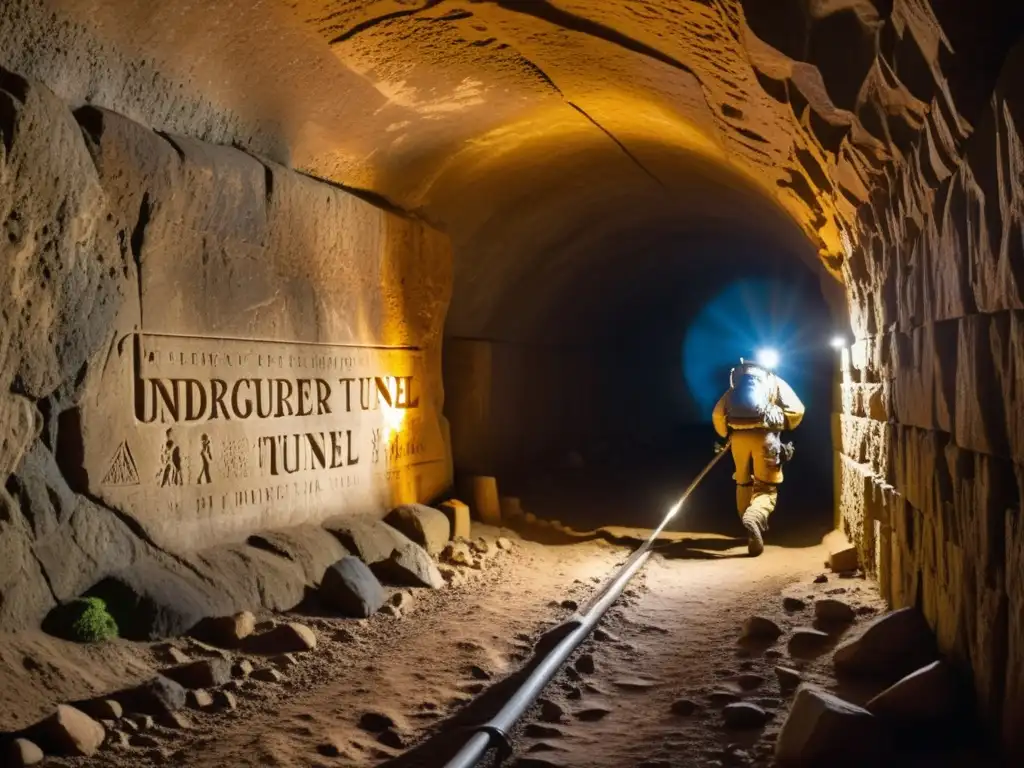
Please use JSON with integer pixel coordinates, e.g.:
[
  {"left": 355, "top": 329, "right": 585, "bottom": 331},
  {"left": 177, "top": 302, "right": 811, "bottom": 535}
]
[{"left": 439, "top": 137, "right": 841, "bottom": 544}]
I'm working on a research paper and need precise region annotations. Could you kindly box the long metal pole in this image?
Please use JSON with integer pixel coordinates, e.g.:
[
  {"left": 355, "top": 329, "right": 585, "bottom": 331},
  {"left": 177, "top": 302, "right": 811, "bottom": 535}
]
[{"left": 443, "top": 442, "right": 731, "bottom": 768}]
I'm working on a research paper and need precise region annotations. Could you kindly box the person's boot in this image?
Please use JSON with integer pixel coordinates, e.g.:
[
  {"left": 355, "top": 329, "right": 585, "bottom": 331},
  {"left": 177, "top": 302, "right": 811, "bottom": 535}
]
[{"left": 742, "top": 510, "right": 765, "bottom": 557}]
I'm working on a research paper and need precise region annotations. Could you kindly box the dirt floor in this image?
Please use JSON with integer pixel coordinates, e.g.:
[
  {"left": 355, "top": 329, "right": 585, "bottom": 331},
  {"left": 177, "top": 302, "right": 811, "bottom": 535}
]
[{"left": 0, "top": 444, "right": 997, "bottom": 767}]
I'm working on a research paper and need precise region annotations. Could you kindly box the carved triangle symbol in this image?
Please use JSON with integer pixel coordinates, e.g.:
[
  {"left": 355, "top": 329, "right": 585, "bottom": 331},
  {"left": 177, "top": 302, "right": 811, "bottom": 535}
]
[{"left": 102, "top": 440, "right": 140, "bottom": 486}]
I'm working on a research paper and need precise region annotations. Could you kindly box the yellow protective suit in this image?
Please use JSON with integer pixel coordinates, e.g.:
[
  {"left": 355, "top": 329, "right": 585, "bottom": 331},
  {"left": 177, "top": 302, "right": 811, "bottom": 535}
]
[{"left": 711, "top": 372, "right": 804, "bottom": 530}]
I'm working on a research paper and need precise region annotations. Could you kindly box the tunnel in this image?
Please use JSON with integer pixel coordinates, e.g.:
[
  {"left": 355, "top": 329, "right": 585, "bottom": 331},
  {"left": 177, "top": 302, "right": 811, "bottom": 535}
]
[{"left": 1, "top": 1, "right": 1024, "bottom": 766}]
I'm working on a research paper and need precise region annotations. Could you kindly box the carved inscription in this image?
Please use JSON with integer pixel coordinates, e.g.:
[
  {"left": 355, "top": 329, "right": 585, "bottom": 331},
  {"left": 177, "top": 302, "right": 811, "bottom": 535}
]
[{"left": 96, "top": 334, "right": 446, "bottom": 537}]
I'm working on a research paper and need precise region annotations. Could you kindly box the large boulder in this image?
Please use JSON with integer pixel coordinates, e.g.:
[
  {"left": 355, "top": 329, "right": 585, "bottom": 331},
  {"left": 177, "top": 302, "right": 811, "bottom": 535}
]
[
  {"left": 320, "top": 556, "right": 386, "bottom": 617},
  {"left": 324, "top": 518, "right": 411, "bottom": 565},
  {"left": 384, "top": 504, "right": 450, "bottom": 555},
  {"left": 775, "top": 685, "right": 887, "bottom": 765},
  {"left": 35, "top": 705, "right": 105, "bottom": 757},
  {"left": 865, "top": 660, "right": 959, "bottom": 724},
  {"left": 247, "top": 525, "right": 349, "bottom": 585},
  {"left": 117, "top": 675, "right": 187, "bottom": 717},
  {"left": 833, "top": 607, "right": 938, "bottom": 682},
  {"left": 371, "top": 541, "right": 444, "bottom": 589}
]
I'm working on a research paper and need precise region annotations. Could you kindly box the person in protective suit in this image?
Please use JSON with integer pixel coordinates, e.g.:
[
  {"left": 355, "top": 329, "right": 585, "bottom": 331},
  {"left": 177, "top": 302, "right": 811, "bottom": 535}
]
[{"left": 712, "top": 358, "right": 804, "bottom": 556}]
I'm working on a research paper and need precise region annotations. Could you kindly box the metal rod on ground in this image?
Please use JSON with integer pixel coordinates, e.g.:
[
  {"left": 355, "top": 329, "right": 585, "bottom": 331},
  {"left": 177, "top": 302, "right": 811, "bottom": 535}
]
[{"left": 442, "top": 441, "right": 732, "bottom": 768}]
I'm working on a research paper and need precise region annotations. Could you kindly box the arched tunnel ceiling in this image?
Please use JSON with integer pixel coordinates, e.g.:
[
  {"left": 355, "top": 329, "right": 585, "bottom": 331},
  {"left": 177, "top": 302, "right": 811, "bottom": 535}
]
[{"left": 24, "top": 0, "right": 1005, "bottom": 339}]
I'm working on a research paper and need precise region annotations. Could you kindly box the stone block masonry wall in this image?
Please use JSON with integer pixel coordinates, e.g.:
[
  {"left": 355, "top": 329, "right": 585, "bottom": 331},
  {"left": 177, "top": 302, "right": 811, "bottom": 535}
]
[
  {"left": 0, "top": 65, "right": 453, "bottom": 633},
  {"left": 836, "top": 36, "right": 1024, "bottom": 755}
]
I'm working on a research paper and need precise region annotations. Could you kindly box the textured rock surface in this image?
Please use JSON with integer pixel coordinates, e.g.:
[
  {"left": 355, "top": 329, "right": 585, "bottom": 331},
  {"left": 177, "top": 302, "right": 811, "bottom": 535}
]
[
  {"left": 384, "top": 504, "right": 451, "bottom": 555},
  {"left": 320, "top": 556, "right": 386, "bottom": 618},
  {"left": 776, "top": 685, "right": 885, "bottom": 765}
]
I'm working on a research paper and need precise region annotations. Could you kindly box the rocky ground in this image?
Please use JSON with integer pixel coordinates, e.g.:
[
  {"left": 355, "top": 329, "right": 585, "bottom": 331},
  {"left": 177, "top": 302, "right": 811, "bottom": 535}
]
[{"left": 0, "top": 504, "right": 1002, "bottom": 768}]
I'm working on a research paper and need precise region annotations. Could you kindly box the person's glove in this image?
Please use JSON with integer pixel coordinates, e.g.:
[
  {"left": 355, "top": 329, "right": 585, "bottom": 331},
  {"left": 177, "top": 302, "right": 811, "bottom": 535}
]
[{"left": 764, "top": 404, "right": 785, "bottom": 431}]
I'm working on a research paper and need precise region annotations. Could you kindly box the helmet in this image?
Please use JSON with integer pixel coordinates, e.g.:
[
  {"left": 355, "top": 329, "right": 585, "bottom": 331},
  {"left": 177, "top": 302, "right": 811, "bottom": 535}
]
[{"left": 729, "top": 358, "right": 770, "bottom": 389}]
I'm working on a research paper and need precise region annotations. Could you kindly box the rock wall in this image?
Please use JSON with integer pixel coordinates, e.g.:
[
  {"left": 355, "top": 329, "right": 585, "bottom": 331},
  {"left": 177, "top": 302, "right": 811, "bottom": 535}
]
[
  {"left": 836, "top": 33, "right": 1024, "bottom": 755},
  {"left": 0, "top": 67, "right": 453, "bottom": 633}
]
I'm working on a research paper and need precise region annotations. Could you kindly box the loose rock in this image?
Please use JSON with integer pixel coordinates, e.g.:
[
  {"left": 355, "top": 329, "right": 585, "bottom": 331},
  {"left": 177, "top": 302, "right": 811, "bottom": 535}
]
[
  {"left": 737, "top": 673, "right": 765, "bottom": 690},
  {"left": 251, "top": 667, "right": 285, "bottom": 683},
  {"left": 437, "top": 500, "right": 472, "bottom": 540},
  {"left": 708, "top": 690, "right": 740, "bottom": 706},
  {"left": 574, "top": 654, "right": 595, "bottom": 674},
  {"left": 775, "top": 685, "right": 885, "bottom": 764},
  {"left": 192, "top": 612, "right": 256, "bottom": 648},
  {"left": 214, "top": 690, "right": 238, "bottom": 711},
  {"left": 723, "top": 702, "right": 769, "bottom": 729},
  {"left": 539, "top": 699, "right": 565, "bottom": 722},
  {"left": 560, "top": 599, "right": 578, "bottom": 611},
  {"left": 828, "top": 546, "right": 859, "bottom": 573},
  {"left": 246, "top": 622, "right": 317, "bottom": 654},
  {"left": 741, "top": 616, "right": 782, "bottom": 641},
  {"left": 496, "top": 537, "right": 514, "bottom": 551},
  {"left": 120, "top": 676, "right": 187, "bottom": 717},
  {"left": 321, "top": 556, "right": 386, "bottom": 618},
  {"left": 186, "top": 690, "right": 214, "bottom": 709},
  {"left": 671, "top": 698, "right": 698, "bottom": 716},
  {"left": 814, "top": 598, "right": 855, "bottom": 625},
  {"left": 782, "top": 596, "right": 806, "bottom": 611},
  {"left": 78, "top": 698, "right": 123, "bottom": 721},
  {"left": 832, "top": 608, "right": 938, "bottom": 682},
  {"left": 813, "top": 574, "right": 828, "bottom": 584},
  {"left": 384, "top": 504, "right": 451, "bottom": 555},
  {"left": 787, "top": 628, "right": 831, "bottom": 657},
  {"left": 232, "top": 659, "right": 254, "bottom": 678},
  {"left": 38, "top": 705, "right": 105, "bottom": 757},
  {"left": 774, "top": 666, "right": 801, "bottom": 691},
  {"left": 272, "top": 653, "right": 298, "bottom": 668},
  {"left": 162, "top": 658, "right": 232, "bottom": 690},
  {"left": 6, "top": 739, "right": 44, "bottom": 767},
  {"left": 442, "top": 541, "right": 474, "bottom": 567},
  {"left": 371, "top": 541, "right": 444, "bottom": 589},
  {"left": 865, "top": 660, "right": 957, "bottom": 723}
]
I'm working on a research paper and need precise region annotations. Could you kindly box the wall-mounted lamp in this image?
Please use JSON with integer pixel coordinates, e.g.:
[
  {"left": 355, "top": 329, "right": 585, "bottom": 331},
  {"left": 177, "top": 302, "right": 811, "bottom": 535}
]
[{"left": 830, "top": 335, "right": 848, "bottom": 350}]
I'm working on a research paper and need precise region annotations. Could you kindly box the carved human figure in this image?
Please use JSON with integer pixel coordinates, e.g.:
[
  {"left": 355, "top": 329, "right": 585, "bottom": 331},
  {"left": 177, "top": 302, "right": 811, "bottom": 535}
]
[
  {"left": 197, "top": 433, "right": 213, "bottom": 485},
  {"left": 158, "top": 429, "right": 183, "bottom": 487}
]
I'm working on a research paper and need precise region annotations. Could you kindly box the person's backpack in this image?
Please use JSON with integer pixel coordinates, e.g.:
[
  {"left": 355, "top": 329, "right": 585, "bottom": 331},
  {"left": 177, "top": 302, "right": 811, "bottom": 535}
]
[{"left": 725, "top": 361, "right": 777, "bottom": 428}]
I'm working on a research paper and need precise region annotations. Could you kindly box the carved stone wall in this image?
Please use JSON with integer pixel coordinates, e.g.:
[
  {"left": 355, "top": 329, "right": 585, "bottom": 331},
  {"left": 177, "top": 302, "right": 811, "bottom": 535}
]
[
  {"left": 835, "top": 35, "right": 1024, "bottom": 754},
  {"left": 0, "top": 68, "right": 453, "bottom": 631}
]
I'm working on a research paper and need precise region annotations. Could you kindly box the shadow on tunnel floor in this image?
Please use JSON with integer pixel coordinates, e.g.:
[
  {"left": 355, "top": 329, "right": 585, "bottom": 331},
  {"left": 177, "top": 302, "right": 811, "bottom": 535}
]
[{"left": 498, "top": 428, "right": 833, "bottom": 551}]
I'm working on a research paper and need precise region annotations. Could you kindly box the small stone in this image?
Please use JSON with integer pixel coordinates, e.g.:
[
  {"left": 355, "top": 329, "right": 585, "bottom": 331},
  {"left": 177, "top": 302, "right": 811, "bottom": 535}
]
[
  {"left": 832, "top": 607, "right": 938, "bottom": 681},
  {"left": 829, "top": 546, "right": 858, "bottom": 572},
  {"left": 232, "top": 659, "right": 254, "bottom": 679},
  {"left": 575, "top": 707, "right": 611, "bottom": 722},
  {"left": 723, "top": 702, "right": 769, "bottom": 728},
  {"left": 815, "top": 598, "right": 855, "bottom": 625},
  {"left": 321, "top": 557, "right": 387, "bottom": 617},
  {"left": 39, "top": 705, "right": 105, "bottom": 757},
  {"left": 442, "top": 541, "right": 474, "bottom": 567},
  {"left": 764, "top": 649, "right": 782, "bottom": 660},
  {"left": 186, "top": 690, "right": 214, "bottom": 710},
  {"left": 359, "top": 712, "right": 397, "bottom": 732},
  {"left": 272, "top": 653, "right": 298, "bottom": 668},
  {"left": 78, "top": 698, "right": 123, "bottom": 721},
  {"left": 469, "top": 665, "right": 492, "bottom": 681},
  {"left": 317, "top": 742, "right": 342, "bottom": 758},
  {"left": 380, "top": 604, "right": 401, "bottom": 618},
  {"left": 161, "top": 658, "right": 232, "bottom": 690},
  {"left": 737, "top": 673, "right": 765, "bottom": 690},
  {"left": 390, "top": 590, "right": 415, "bottom": 612},
  {"left": 813, "top": 574, "right": 828, "bottom": 584},
  {"left": 782, "top": 596, "right": 806, "bottom": 611},
  {"left": 496, "top": 537, "right": 514, "bottom": 551},
  {"left": 213, "top": 690, "right": 238, "bottom": 711},
  {"left": 132, "top": 734, "right": 160, "bottom": 748},
  {"left": 158, "top": 711, "right": 190, "bottom": 729},
  {"left": 131, "top": 715, "right": 154, "bottom": 731},
  {"left": 104, "top": 730, "right": 130, "bottom": 749},
  {"left": 192, "top": 612, "right": 256, "bottom": 648},
  {"left": 775, "top": 685, "right": 884, "bottom": 763},
  {"left": 865, "top": 661, "right": 957, "bottom": 723},
  {"left": 437, "top": 499, "right": 471, "bottom": 540},
  {"left": 708, "top": 690, "right": 740, "bottom": 706},
  {"left": 741, "top": 616, "right": 783, "bottom": 641},
  {"left": 574, "top": 654, "right": 595, "bottom": 674},
  {"left": 566, "top": 686, "right": 582, "bottom": 700},
  {"left": 6, "top": 738, "right": 44, "bottom": 767},
  {"left": 524, "top": 723, "right": 563, "bottom": 738},
  {"left": 439, "top": 565, "right": 460, "bottom": 583},
  {"left": 539, "top": 699, "right": 564, "bottom": 722},
  {"left": 774, "top": 666, "right": 802, "bottom": 691},
  {"left": 470, "top": 537, "right": 490, "bottom": 555},
  {"left": 251, "top": 667, "right": 285, "bottom": 683},
  {"left": 122, "top": 676, "right": 187, "bottom": 717},
  {"left": 787, "top": 628, "right": 831, "bottom": 657},
  {"left": 377, "top": 729, "right": 404, "bottom": 749},
  {"left": 560, "top": 599, "right": 578, "bottom": 611},
  {"left": 162, "top": 646, "right": 191, "bottom": 664},
  {"left": 247, "top": 622, "right": 316, "bottom": 654},
  {"left": 671, "top": 698, "right": 698, "bottom": 716}
]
